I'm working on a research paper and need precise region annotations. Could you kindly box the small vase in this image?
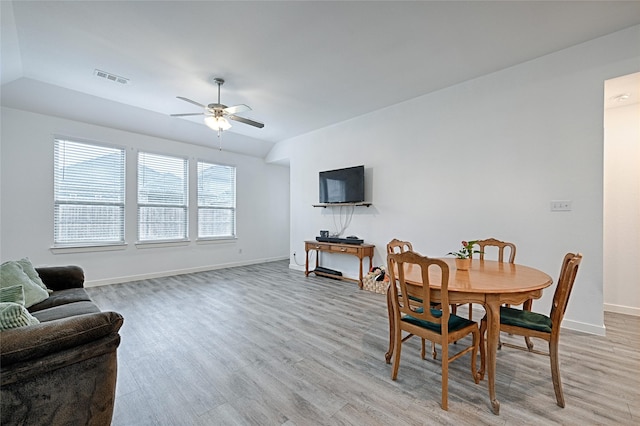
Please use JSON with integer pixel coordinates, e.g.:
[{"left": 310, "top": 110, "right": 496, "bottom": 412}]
[{"left": 455, "top": 258, "right": 471, "bottom": 271}]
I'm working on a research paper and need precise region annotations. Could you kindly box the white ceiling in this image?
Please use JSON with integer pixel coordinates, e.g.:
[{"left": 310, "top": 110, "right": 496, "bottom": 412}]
[{"left": 2, "top": 1, "right": 639, "bottom": 158}]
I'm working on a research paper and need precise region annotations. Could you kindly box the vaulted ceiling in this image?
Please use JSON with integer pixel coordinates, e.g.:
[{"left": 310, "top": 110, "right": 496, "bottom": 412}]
[{"left": 2, "top": 1, "right": 639, "bottom": 158}]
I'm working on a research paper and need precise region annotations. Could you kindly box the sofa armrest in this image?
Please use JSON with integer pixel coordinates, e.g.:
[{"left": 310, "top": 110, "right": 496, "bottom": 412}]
[
  {"left": 0, "top": 311, "right": 123, "bottom": 368},
  {"left": 35, "top": 265, "right": 85, "bottom": 290}
]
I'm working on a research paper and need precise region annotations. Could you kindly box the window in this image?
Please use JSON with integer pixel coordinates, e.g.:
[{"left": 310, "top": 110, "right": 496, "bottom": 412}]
[
  {"left": 54, "top": 139, "right": 125, "bottom": 246},
  {"left": 137, "top": 152, "right": 188, "bottom": 242},
  {"left": 197, "top": 161, "right": 236, "bottom": 239}
]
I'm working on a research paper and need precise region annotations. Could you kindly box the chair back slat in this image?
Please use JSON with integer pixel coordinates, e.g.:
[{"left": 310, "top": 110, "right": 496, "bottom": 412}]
[
  {"left": 550, "top": 253, "right": 582, "bottom": 327},
  {"left": 387, "top": 251, "right": 449, "bottom": 329},
  {"left": 473, "top": 238, "right": 516, "bottom": 263},
  {"left": 387, "top": 239, "right": 414, "bottom": 255}
]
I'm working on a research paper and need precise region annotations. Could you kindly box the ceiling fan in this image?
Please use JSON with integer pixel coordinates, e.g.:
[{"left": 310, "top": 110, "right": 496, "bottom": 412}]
[{"left": 171, "top": 78, "right": 264, "bottom": 131}]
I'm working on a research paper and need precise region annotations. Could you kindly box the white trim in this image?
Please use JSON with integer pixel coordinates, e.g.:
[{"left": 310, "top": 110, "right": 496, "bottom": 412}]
[
  {"left": 604, "top": 303, "right": 640, "bottom": 317},
  {"left": 51, "top": 244, "right": 128, "bottom": 254},
  {"left": 195, "top": 237, "right": 237, "bottom": 244},
  {"left": 561, "top": 318, "right": 606, "bottom": 336},
  {"left": 289, "top": 264, "right": 305, "bottom": 272},
  {"left": 52, "top": 134, "right": 126, "bottom": 151},
  {"left": 135, "top": 240, "right": 190, "bottom": 249},
  {"left": 84, "top": 256, "right": 289, "bottom": 287}
]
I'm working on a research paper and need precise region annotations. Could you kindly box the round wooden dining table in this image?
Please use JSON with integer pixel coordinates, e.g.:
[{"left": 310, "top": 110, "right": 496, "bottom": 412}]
[{"left": 385, "top": 258, "right": 553, "bottom": 414}]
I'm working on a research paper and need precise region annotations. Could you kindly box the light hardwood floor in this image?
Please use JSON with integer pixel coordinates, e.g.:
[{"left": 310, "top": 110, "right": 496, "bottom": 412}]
[{"left": 87, "top": 260, "right": 640, "bottom": 425}]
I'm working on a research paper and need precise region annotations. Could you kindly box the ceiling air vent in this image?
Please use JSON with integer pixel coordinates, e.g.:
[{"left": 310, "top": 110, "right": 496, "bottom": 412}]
[{"left": 94, "top": 69, "right": 129, "bottom": 85}]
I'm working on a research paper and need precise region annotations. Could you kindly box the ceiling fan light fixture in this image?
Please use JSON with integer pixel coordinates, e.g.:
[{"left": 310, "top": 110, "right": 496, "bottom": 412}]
[{"left": 204, "top": 116, "right": 231, "bottom": 131}]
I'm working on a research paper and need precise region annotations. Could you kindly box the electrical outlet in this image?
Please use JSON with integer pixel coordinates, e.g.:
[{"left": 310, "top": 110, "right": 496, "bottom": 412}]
[{"left": 550, "top": 200, "right": 572, "bottom": 211}]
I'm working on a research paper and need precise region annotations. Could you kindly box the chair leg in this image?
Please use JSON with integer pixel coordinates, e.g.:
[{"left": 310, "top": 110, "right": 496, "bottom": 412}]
[
  {"left": 421, "top": 339, "right": 437, "bottom": 359},
  {"left": 468, "top": 303, "right": 473, "bottom": 320},
  {"left": 471, "top": 329, "right": 480, "bottom": 384},
  {"left": 525, "top": 336, "right": 534, "bottom": 351},
  {"left": 385, "top": 292, "right": 394, "bottom": 364},
  {"left": 441, "top": 346, "right": 449, "bottom": 410},
  {"left": 478, "top": 317, "right": 487, "bottom": 380},
  {"left": 549, "top": 340, "right": 565, "bottom": 408},
  {"left": 391, "top": 328, "right": 403, "bottom": 380}
]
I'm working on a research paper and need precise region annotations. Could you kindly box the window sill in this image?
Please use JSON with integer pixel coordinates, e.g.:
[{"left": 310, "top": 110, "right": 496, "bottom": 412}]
[
  {"left": 135, "top": 240, "right": 190, "bottom": 249},
  {"left": 50, "top": 243, "right": 128, "bottom": 254},
  {"left": 196, "top": 237, "right": 237, "bottom": 245}
]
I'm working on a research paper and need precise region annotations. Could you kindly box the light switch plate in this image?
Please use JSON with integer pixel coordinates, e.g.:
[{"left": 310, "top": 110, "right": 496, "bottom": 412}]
[{"left": 550, "top": 200, "right": 572, "bottom": 211}]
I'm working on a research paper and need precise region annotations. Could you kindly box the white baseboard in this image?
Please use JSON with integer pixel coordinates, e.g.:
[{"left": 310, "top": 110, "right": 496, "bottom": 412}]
[
  {"left": 289, "top": 263, "right": 305, "bottom": 272},
  {"left": 604, "top": 303, "right": 640, "bottom": 317},
  {"left": 84, "top": 256, "right": 288, "bottom": 287},
  {"left": 561, "top": 318, "right": 606, "bottom": 336}
]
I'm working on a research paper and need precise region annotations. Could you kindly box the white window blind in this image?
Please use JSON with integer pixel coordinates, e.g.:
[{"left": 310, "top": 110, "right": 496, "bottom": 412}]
[
  {"left": 54, "top": 139, "right": 125, "bottom": 246},
  {"left": 197, "top": 161, "right": 236, "bottom": 239},
  {"left": 137, "top": 152, "right": 188, "bottom": 241}
]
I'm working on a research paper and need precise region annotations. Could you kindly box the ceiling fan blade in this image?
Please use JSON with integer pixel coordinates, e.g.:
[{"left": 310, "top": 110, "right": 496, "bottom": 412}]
[
  {"left": 224, "top": 104, "right": 251, "bottom": 115},
  {"left": 176, "top": 96, "right": 206, "bottom": 108},
  {"left": 170, "top": 112, "right": 205, "bottom": 117},
  {"left": 228, "top": 114, "right": 265, "bottom": 128}
]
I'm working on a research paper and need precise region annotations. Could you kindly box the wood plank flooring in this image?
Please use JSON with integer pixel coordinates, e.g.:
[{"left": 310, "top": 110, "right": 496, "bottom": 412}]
[{"left": 87, "top": 260, "right": 640, "bottom": 425}]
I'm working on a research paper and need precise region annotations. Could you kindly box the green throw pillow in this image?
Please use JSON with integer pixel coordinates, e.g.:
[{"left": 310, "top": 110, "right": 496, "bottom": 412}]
[
  {"left": 0, "top": 285, "right": 26, "bottom": 304},
  {"left": 0, "top": 261, "right": 49, "bottom": 308},
  {"left": 17, "top": 257, "right": 50, "bottom": 293},
  {"left": 0, "top": 302, "right": 40, "bottom": 330}
]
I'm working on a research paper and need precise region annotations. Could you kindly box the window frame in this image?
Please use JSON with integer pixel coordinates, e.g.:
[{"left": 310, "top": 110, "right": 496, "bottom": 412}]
[
  {"left": 196, "top": 160, "right": 237, "bottom": 241},
  {"left": 52, "top": 137, "right": 126, "bottom": 248},
  {"left": 137, "top": 151, "right": 189, "bottom": 244}
]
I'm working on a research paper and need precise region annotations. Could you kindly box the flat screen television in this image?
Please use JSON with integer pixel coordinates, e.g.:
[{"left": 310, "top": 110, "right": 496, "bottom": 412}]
[{"left": 319, "top": 165, "right": 365, "bottom": 204}]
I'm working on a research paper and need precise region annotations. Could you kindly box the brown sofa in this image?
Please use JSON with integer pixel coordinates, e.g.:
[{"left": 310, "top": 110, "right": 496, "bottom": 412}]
[{"left": 1, "top": 266, "right": 123, "bottom": 425}]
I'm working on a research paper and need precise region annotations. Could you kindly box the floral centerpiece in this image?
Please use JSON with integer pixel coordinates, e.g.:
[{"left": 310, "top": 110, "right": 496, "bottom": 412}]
[
  {"left": 447, "top": 240, "right": 482, "bottom": 259},
  {"left": 447, "top": 240, "right": 482, "bottom": 270}
]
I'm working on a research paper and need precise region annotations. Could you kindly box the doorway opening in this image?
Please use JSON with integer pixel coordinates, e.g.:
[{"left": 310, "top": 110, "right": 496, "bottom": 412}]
[{"left": 603, "top": 72, "right": 640, "bottom": 316}]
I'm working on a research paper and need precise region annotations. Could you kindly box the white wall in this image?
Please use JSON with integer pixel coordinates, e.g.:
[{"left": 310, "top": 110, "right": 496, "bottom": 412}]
[
  {"left": 279, "top": 25, "right": 640, "bottom": 335},
  {"left": 1, "top": 107, "right": 290, "bottom": 285},
  {"left": 604, "top": 99, "right": 640, "bottom": 316}
]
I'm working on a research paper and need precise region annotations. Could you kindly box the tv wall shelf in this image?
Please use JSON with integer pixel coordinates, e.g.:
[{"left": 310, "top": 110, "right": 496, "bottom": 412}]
[{"left": 312, "top": 202, "right": 372, "bottom": 208}]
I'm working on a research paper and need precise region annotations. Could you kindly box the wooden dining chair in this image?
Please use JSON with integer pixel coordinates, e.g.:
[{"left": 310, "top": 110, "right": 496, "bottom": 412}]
[
  {"left": 386, "top": 239, "right": 439, "bottom": 360},
  {"left": 386, "top": 239, "right": 425, "bottom": 358},
  {"left": 478, "top": 252, "right": 583, "bottom": 408},
  {"left": 387, "top": 250, "right": 480, "bottom": 410},
  {"left": 463, "top": 238, "right": 517, "bottom": 320},
  {"left": 386, "top": 238, "right": 414, "bottom": 255}
]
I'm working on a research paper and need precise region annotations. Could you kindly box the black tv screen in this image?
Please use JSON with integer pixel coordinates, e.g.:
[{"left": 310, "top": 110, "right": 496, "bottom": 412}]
[{"left": 319, "top": 165, "right": 365, "bottom": 203}]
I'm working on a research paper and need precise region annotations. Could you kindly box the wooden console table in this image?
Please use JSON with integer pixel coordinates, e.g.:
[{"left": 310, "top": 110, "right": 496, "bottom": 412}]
[{"left": 304, "top": 240, "right": 375, "bottom": 288}]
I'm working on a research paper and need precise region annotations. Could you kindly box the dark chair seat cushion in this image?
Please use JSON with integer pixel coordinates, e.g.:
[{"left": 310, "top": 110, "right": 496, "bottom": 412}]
[
  {"left": 500, "top": 306, "right": 552, "bottom": 333},
  {"left": 403, "top": 308, "right": 475, "bottom": 333}
]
